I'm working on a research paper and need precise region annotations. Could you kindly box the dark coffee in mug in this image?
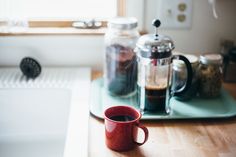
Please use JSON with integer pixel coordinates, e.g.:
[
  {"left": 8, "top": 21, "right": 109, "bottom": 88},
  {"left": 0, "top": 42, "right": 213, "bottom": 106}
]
[
  {"left": 109, "top": 115, "right": 135, "bottom": 122},
  {"left": 137, "top": 85, "right": 167, "bottom": 113},
  {"left": 104, "top": 106, "right": 149, "bottom": 151}
]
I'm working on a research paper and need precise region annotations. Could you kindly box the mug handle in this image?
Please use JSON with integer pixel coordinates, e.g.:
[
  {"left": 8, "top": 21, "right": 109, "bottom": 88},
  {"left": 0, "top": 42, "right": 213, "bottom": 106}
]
[
  {"left": 134, "top": 123, "right": 149, "bottom": 146},
  {"left": 172, "top": 55, "right": 193, "bottom": 96}
]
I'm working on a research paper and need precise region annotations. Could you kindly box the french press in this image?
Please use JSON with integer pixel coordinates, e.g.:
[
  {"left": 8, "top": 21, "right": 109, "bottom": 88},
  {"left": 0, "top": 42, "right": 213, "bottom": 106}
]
[{"left": 135, "top": 19, "right": 193, "bottom": 114}]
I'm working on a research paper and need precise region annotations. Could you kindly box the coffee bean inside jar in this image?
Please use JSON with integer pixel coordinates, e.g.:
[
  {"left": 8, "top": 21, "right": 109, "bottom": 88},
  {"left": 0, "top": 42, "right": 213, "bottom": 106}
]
[
  {"left": 105, "top": 44, "right": 137, "bottom": 96},
  {"left": 104, "top": 17, "right": 139, "bottom": 96},
  {"left": 198, "top": 54, "right": 223, "bottom": 98}
]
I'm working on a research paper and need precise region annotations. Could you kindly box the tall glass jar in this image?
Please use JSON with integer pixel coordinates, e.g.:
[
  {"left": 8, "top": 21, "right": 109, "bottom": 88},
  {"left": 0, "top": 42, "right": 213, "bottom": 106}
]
[
  {"left": 104, "top": 17, "right": 139, "bottom": 97},
  {"left": 172, "top": 54, "right": 199, "bottom": 100},
  {"left": 198, "top": 54, "right": 223, "bottom": 98}
]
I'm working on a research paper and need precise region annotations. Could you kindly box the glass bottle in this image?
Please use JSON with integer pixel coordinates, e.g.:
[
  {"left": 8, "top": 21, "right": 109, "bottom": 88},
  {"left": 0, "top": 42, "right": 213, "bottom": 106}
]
[
  {"left": 198, "top": 54, "right": 222, "bottom": 98},
  {"left": 104, "top": 17, "right": 139, "bottom": 97},
  {"left": 172, "top": 54, "right": 199, "bottom": 100}
]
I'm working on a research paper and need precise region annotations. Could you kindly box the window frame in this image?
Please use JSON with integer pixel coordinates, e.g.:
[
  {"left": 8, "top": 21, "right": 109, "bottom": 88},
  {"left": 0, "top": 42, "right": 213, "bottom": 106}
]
[
  {"left": 28, "top": 0, "right": 126, "bottom": 28},
  {"left": 0, "top": 0, "right": 127, "bottom": 35}
]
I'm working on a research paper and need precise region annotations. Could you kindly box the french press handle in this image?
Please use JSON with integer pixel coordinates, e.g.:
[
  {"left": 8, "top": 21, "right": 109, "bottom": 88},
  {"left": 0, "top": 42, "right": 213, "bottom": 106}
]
[{"left": 171, "top": 55, "right": 193, "bottom": 96}]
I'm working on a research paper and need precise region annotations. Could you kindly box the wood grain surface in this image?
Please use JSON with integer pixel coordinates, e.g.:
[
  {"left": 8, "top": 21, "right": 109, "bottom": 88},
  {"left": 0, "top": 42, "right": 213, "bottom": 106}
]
[{"left": 89, "top": 71, "right": 236, "bottom": 157}]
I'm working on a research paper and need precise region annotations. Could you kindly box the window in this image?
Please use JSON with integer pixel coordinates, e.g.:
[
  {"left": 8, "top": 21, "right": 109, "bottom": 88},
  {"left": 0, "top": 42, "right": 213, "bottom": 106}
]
[
  {"left": 0, "top": 0, "right": 118, "bottom": 20},
  {"left": 0, "top": 0, "right": 126, "bottom": 35}
]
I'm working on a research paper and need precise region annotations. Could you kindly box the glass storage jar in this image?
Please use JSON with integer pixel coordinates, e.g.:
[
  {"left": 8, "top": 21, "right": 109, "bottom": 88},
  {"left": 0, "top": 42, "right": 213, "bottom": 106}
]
[
  {"left": 104, "top": 17, "right": 140, "bottom": 96},
  {"left": 172, "top": 54, "right": 199, "bottom": 100},
  {"left": 198, "top": 54, "right": 223, "bottom": 98}
]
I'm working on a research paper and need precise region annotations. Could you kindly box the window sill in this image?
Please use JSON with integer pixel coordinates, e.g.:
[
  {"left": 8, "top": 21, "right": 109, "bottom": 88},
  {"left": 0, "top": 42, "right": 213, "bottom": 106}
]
[{"left": 0, "top": 27, "right": 107, "bottom": 36}]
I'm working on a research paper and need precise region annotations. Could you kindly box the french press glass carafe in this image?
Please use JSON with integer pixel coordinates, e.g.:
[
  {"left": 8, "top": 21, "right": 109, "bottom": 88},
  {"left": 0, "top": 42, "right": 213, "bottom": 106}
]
[{"left": 135, "top": 19, "right": 193, "bottom": 114}]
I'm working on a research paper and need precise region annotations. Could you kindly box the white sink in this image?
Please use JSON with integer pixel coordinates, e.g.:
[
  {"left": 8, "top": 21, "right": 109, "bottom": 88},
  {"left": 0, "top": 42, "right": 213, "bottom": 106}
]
[{"left": 0, "top": 68, "right": 91, "bottom": 157}]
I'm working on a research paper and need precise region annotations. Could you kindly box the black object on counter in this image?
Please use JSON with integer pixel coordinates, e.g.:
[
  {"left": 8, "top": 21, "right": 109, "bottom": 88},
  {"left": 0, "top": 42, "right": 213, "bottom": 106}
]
[
  {"left": 20, "top": 57, "right": 41, "bottom": 79},
  {"left": 223, "top": 47, "right": 236, "bottom": 82}
]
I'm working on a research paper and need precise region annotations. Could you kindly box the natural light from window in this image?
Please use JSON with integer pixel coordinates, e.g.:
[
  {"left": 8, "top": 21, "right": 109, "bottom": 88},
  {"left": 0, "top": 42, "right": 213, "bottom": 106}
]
[{"left": 0, "top": 0, "right": 117, "bottom": 20}]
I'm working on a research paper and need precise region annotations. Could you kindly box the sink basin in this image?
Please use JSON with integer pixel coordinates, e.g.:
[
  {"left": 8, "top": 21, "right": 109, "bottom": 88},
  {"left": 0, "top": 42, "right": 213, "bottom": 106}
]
[
  {"left": 0, "top": 68, "right": 90, "bottom": 157},
  {"left": 0, "top": 89, "right": 71, "bottom": 157}
]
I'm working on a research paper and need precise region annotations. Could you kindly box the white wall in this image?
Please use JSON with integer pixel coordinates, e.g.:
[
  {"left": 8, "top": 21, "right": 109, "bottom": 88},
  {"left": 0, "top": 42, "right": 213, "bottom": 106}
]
[
  {"left": 145, "top": 0, "right": 236, "bottom": 53},
  {"left": 0, "top": 36, "right": 104, "bottom": 70},
  {"left": 0, "top": 0, "right": 236, "bottom": 70}
]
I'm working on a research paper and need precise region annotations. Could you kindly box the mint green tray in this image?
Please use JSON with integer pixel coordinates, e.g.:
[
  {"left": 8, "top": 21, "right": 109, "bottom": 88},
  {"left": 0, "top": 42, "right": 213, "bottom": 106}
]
[{"left": 89, "top": 78, "right": 236, "bottom": 120}]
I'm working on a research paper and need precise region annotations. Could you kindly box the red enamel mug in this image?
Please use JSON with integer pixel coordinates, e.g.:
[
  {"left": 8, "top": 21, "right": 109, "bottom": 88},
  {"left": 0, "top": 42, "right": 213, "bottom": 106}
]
[{"left": 104, "top": 106, "right": 149, "bottom": 151}]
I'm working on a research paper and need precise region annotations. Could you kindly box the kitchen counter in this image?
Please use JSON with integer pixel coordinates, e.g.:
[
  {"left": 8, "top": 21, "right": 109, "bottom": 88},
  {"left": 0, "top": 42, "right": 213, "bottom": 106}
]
[{"left": 89, "top": 71, "right": 236, "bottom": 157}]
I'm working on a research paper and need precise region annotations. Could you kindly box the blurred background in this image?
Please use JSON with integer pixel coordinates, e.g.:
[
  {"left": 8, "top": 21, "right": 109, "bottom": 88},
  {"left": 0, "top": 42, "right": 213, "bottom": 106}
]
[{"left": 0, "top": 0, "right": 235, "bottom": 70}]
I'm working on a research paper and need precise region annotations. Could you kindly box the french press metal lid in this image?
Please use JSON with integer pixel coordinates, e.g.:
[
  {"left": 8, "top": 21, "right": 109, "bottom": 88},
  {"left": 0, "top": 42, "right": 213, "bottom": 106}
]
[{"left": 136, "top": 19, "right": 175, "bottom": 59}]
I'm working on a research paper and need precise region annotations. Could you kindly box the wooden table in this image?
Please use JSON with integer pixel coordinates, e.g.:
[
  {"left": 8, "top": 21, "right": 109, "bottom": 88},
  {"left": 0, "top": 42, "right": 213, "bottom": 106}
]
[{"left": 88, "top": 71, "right": 236, "bottom": 157}]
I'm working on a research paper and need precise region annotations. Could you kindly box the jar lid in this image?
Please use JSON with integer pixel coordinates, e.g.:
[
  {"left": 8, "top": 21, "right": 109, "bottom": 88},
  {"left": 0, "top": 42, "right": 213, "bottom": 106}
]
[
  {"left": 173, "top": 60, "right": 185, "bottom": 68},
  {"left": 184, "top": 54, "right": 199, "bottom": 64},
  {"left": 136, "top": 19, "right": 174, "bottom": 59},
  {"left": 108, "top": 17, "right": 138, "bottom": 30},
  {"left": 173, "top": 54, "right": 199, "bottom": 69},
  {"left": 200, "top": 54, "right": 222, "bottom": 65}
]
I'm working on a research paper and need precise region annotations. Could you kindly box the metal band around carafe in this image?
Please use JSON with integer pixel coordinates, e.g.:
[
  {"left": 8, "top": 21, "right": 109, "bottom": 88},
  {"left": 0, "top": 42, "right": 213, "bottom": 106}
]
[{"left": 137, "top": 55, "right": 172, "bottom": 66}]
